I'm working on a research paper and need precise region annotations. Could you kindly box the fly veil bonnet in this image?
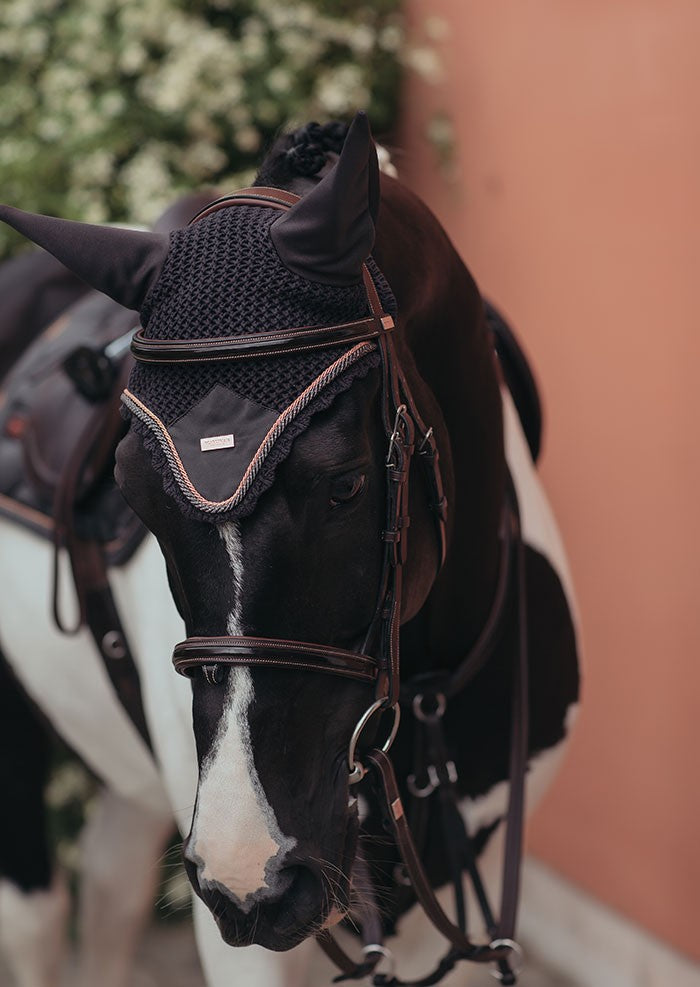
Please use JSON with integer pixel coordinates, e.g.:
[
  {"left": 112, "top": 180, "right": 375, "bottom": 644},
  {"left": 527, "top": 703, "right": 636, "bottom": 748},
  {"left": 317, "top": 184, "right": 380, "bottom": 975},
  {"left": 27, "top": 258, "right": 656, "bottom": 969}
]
[{"left": 0, "top": 114, "right": 394, "bottom": 522}]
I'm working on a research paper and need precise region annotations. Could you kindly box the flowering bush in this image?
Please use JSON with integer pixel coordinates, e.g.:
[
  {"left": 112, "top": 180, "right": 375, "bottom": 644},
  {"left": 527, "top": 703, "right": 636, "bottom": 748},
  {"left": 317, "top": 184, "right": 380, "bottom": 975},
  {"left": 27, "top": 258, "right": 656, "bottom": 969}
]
[{"left": 0, "top": 0, "right": 405, "bottom": 258}]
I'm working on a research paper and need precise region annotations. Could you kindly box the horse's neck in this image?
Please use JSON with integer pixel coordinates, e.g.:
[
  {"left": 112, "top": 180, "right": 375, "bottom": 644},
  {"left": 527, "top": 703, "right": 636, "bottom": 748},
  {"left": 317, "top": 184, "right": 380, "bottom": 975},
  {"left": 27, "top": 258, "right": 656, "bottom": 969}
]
[{"left": 374, "top": 179, "right": 506, "bottom": 673}]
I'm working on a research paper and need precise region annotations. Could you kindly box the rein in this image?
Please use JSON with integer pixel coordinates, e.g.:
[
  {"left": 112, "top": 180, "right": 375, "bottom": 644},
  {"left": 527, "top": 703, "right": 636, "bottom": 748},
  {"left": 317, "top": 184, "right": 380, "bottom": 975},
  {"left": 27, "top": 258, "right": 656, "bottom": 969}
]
[{"left": 129, "top": 188, "right": 527, "bottom": 985}]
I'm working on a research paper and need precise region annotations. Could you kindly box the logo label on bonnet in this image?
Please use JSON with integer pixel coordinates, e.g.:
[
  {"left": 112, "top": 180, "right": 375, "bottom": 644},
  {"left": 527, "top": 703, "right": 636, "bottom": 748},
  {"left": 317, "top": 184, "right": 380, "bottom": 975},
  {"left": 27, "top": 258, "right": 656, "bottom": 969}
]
[{"left": 200, "top": 433, "right": 235, "bottom": 452}]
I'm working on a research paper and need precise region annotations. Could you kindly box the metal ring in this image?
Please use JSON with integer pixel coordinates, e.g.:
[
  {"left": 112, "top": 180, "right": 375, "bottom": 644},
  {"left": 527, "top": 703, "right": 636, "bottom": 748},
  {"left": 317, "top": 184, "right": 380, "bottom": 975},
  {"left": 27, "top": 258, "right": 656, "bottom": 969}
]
[
  {"left": 489, "top": 938, "right": 524, "bottom": 980},
  {"left": 362, "top": 944, "right": 395, "bottom": 977},
  {"left": 412, "top": 692, "right": 446, "bottom": 722},
  {"left": 347, "top": 700, "right": 401, "bottom": 784}
]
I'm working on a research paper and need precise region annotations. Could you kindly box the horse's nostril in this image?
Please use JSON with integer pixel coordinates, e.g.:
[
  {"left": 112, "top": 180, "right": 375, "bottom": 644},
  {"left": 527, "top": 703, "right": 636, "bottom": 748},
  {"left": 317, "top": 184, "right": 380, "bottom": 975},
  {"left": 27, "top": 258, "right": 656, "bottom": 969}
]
[
  {"left": 284, "top": 859, "right": 350, "bottom": 916},
  {"left": 280, "top": 863, "right": 323, "bottom": 908}
]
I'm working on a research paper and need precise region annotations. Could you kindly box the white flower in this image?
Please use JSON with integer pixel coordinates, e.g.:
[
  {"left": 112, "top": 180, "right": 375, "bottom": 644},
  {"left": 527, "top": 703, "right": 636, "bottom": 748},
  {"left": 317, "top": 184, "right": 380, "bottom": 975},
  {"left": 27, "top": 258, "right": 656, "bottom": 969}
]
[
  {"left": 315, "top": 64, "right": 368, "bottom": 115},
  {"left": 267, "top": 67, "right": 293, "bottom": 95},
  {"left": 379, "top": 22, "right": 403, "bottom": 52},
  {"left": 234, "top": 126, "right": 261, "bottom": 153},
  {"left": 73, "top": 149, "right": 115, "bottom": 186},
  {"left": 121, "top": 145, "right": 174, "bottom": 223},
  {"left": 424, "top": 16, "right": 449, "bottom": 41},
  {"left": 99, "top": 90, "right": 126, "bottom": 118},
  {"left": 349, "top": 24, "right": 375, "bottom": 56},
  {"left": 23, "top": 26, "right": 48, "bottom": 57},
  {"left": 36, "top": 117, "right": 63, "bottom": 142},
  {"left": 402, "top": 45, "right": 443, "bottom": 84},
  {"left": 179, "top": 141, "right": 229, "bottom": 180},
  {"left": 120, "top": 43, "right": 148, "bottom": 74},
  {"left": 0, "top": 0, "right": 404, "bottom": 258}
]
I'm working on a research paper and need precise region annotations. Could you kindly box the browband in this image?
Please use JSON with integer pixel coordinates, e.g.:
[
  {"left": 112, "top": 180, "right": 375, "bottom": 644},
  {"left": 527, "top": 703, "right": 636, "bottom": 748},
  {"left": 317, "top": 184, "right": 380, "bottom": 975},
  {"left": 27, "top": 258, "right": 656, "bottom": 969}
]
[
  {"left": 131, "top": 250, "right": 394, "bottom": 365},
  {"left": 131, "top": 314, "right": 394, "bottom": 364}
]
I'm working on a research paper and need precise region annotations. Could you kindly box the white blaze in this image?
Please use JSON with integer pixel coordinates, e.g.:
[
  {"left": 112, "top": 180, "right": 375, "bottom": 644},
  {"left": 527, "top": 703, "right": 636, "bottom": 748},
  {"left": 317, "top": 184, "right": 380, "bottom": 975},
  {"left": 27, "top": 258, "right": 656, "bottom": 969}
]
[{"left": 187, "top": 522, "right": 296, "bottom": 909}]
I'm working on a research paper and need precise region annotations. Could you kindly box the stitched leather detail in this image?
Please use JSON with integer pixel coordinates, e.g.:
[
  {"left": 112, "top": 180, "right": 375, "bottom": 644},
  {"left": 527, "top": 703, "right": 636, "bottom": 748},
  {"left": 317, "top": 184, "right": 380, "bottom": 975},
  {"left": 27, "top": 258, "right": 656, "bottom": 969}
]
[{"left": 131, "top": 315, "right": 392, "bottom": 364}]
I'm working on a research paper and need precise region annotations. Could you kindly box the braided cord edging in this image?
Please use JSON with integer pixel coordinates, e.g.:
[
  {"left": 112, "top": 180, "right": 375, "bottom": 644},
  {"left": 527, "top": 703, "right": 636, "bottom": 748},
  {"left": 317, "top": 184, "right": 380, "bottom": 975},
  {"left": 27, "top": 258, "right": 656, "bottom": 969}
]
[{"left": 121, "top": 341, "right": 376, "bottom": 515}]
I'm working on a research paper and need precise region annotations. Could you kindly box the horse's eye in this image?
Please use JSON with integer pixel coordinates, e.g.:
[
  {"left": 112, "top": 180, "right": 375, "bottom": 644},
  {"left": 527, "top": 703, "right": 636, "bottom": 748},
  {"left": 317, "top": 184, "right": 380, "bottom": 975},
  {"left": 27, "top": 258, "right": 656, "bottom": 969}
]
[{"left": 329, "top": 472, "right": 366, "bottom": 509}]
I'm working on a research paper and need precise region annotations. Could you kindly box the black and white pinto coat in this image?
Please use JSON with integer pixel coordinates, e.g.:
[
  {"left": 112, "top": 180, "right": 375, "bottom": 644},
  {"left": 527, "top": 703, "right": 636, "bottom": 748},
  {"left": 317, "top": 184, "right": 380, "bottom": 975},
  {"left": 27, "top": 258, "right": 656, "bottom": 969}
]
[{"left": 0, "top": 127, "right": 580, "bottom": 987}]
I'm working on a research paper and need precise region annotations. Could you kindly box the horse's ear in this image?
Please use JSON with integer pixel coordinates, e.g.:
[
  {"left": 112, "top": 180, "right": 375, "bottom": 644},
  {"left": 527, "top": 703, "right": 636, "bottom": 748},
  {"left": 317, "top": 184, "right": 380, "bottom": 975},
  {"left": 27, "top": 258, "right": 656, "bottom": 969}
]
[
  {"left": 270, "top": 111, "right": 380, "bottom": 286},
  {"left": 0, "top": 206, "right": 169, "bottom": 312}
]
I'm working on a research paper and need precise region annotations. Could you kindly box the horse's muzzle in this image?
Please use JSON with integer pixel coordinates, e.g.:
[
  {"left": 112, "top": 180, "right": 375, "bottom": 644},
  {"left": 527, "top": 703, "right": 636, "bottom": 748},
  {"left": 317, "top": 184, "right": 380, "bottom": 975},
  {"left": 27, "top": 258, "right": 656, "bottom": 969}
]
[{"left": 191, "top": 859, "right": 341, "bottom": 951}]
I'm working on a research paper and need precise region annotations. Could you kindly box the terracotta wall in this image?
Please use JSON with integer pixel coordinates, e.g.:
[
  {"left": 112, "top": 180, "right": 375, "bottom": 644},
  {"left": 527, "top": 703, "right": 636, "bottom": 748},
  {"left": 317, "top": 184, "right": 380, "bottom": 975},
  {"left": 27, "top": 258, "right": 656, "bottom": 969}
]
[{"left": 399, "top": 0, "right": 700, "bottom": 962}]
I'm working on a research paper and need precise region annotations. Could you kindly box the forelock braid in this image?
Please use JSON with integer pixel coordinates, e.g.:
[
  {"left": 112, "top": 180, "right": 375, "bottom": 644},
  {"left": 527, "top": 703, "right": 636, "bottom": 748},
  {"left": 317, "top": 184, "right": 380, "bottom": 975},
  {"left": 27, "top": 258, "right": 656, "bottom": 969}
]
[{"left": 256, "top": 120, "right": 351, "bottom": 185}]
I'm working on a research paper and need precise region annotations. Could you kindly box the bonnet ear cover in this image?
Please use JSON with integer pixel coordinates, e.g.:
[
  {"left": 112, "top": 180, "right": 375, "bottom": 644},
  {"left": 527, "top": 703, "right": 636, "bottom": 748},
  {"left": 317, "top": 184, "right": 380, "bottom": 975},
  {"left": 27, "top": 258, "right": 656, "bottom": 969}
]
[
  {"left": 270, "top": 111, "right": 380, "bottom": 287},
  {"left": 0, "top": 205, "right": 169, "bottom": 313}
]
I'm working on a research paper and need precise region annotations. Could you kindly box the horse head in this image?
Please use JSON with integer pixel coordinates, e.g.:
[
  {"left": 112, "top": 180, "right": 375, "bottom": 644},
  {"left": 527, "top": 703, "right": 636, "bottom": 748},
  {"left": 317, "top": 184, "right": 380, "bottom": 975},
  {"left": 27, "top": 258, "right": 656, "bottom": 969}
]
[{"left": 0, "top": 114, "right": 444, "bottom": 949}]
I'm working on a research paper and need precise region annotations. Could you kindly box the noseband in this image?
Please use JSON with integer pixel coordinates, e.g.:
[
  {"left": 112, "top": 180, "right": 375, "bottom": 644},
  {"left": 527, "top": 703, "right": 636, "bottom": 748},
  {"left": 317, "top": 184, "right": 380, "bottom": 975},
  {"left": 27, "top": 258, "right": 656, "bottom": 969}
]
[{"left": 129, "top": 188, "right": 527, "bottom": 986}]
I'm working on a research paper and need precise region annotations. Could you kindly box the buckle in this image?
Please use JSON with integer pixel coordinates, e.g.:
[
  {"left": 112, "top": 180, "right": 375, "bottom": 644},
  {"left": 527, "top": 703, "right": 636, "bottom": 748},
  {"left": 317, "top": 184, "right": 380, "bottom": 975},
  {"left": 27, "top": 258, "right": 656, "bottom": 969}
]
[
  {"left": 385, "top": 404, "right": 409, "bottom": 466},
  {"left": 418, "top": 425, "right": 435, "bottom": 454},
  {"left": 412, "top": 691, "right": 446, "bottom": 722}
]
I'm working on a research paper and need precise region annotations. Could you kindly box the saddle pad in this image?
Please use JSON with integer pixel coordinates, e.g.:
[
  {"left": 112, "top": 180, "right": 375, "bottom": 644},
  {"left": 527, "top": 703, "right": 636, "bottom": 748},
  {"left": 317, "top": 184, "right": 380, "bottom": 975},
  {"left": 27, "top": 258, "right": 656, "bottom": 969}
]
[{"left": 0, "top": 292, "right": 145, "bottom": 564}]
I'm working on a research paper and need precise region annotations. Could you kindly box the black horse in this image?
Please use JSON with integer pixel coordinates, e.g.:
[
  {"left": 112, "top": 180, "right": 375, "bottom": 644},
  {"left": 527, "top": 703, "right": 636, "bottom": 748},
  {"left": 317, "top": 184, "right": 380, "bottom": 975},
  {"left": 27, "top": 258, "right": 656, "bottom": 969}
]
[{"left": 0, "top": 115, "right": 579, "bottom": 986}]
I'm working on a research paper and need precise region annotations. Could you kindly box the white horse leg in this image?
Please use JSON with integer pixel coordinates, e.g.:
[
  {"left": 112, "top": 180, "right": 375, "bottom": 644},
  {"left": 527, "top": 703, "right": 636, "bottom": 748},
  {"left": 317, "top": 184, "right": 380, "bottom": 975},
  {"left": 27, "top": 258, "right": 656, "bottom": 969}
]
[
  {"left": 0, "top": 874, "right": 70, "bottom": 987},
  {"left": 192, "top": 895, "right": 314, "bottom": 987},
  {"left": 74, "top": 788, "right": 173, "bottom": 987}
]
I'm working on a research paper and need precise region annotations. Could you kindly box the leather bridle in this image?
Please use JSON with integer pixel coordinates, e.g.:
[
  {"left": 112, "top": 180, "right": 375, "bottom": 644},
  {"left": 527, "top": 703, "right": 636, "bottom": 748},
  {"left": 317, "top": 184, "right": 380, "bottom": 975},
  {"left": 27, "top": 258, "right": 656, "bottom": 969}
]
[{"left": 129, "top": 188, "right": 528, "bottom": 986}]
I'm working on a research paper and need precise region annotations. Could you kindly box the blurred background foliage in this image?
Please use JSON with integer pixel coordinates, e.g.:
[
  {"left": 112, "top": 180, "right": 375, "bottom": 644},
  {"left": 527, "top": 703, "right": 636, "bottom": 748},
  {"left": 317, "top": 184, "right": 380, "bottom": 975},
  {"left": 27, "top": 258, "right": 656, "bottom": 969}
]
[{"left": 0, "top": 0, "right": 407, "bottom": 259}]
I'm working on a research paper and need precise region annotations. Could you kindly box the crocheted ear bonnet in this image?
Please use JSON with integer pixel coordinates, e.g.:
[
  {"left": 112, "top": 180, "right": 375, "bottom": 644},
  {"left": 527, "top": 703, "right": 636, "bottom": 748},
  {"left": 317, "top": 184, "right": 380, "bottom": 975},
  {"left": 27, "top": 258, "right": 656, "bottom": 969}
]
[
  {"left": 120, "top": 204, "right": 394, "bottom": 520},
  {"left": 0, "top": 114, "right": 396, "bottom": 522}
]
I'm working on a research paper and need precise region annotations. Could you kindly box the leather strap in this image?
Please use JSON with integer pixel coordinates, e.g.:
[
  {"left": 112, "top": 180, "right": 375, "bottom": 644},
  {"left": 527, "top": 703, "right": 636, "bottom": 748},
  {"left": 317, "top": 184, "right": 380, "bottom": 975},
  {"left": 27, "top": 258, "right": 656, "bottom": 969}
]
[
  {"left": 188, "top": 186, "right": 301, "bottom": 222},
  {"left": 173, "top": 636, "right": 378, "bottom": 685},
  {"left": 131, "top": 315, "right": 394, "bottom": 364},
  {"left": 51, "top": 361, "right": 151, "bottom": 747},
  {"left": 316, "top": 488, "right": 526, "bottom": 986},
  {"left": 399, "top": 502, "right": 513, "bottom": 709},
  {"left": 368, "top": 748, "right": 502, "bottom": 963}
]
